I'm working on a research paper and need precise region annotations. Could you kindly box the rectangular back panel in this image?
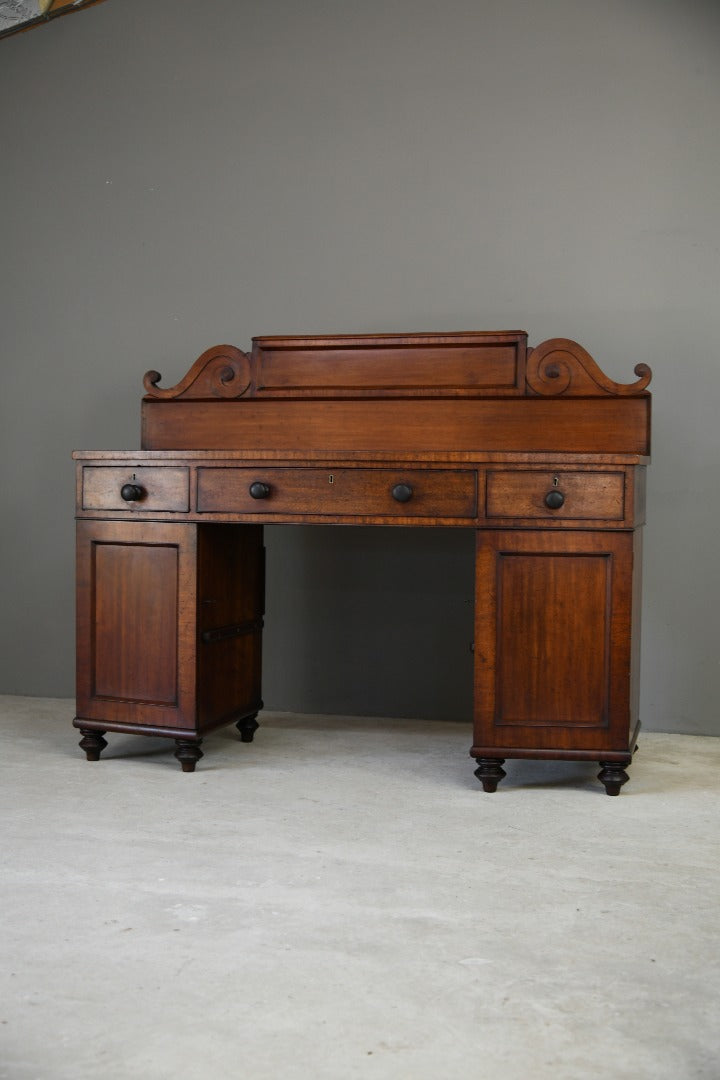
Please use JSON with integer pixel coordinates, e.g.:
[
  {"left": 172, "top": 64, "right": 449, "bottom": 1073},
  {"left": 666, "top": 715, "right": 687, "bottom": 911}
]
[
  {"left": 252, "top": 333, "right": 527, "bottom": 395},
  {"left": 142, "top": 397, "right": 650, "bottom": 455}
]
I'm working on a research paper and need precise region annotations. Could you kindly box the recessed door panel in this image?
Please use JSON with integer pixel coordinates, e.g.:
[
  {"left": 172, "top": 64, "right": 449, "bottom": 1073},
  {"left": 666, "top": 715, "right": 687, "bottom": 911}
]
[
  {"left": 76, "top": 520, "right": 198, "bottom": 731},
  {"left": 495, "top": 553, "right": 610, "bottom": 726},
  {"left": 93, "top": 542, "right": 179, "bottom": 705},
  {"left": 474, "top": 530, "right": 634, "bottom": 754}
]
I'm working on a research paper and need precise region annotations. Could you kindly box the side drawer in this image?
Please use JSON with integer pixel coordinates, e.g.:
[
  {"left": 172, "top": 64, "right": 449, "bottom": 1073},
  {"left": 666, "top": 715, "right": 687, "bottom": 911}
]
[
  {"left": 486, "top": 470, "right": 625, "bottom": 522},
  {"left": 82, "top": 466, "right": 190, "bottom": 512},
  {"left": 197, "top": 467, "right": 477, "bottom": 518}
]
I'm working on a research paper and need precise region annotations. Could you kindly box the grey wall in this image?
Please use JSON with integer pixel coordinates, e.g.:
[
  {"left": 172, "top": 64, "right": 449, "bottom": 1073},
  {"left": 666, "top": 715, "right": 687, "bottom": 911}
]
[{"left": 1, "top": 0, "right": 718, "bottom": 734}]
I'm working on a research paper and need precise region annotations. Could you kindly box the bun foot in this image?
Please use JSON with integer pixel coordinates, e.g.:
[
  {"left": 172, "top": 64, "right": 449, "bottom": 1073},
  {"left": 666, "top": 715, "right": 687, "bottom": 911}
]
[
  {"left": 174, "top": 739, "right": 204, "bottom": 773},
  {"left": 474, "top": 757, "right": 507, "bottom": 792},
  {"left": 236, "top": 714, "right": 260, "bottom": 743},
  {"left": 598, "top": 760, "right": 630, "bottom": 796},
  {"left": 78, "top": 728, "right": 108, "bottom": 761}
]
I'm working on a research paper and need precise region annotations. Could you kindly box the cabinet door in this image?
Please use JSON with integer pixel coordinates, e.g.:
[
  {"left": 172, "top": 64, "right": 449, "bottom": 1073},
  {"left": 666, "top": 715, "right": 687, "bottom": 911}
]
[
  {"left": 76, "top": 520, "right": 199, "bottom": 732},
  {"left": 473, "top": 530, "right": 638, "bottom": 756}
]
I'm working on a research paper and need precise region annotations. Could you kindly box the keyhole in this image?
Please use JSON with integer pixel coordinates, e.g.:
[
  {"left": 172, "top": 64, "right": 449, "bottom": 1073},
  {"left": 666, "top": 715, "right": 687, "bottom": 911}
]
[
  {"left": 328, "top": 474, "right": 334, "bottom": 484},
  {"left": 552, "top": 476, "right": 559, "bottom": 487}
]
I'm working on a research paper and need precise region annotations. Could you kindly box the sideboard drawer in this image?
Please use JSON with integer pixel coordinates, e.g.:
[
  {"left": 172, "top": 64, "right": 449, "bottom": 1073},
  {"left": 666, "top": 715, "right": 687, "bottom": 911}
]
[
  {"left": 82, "top": 466, "right": 190, "bottom": 512},
  {"left": 197, "top": 467, "right": 477, "bottom": 518},
  {"left": 486, "top": 470, "right": 625, "bottom": 521}
]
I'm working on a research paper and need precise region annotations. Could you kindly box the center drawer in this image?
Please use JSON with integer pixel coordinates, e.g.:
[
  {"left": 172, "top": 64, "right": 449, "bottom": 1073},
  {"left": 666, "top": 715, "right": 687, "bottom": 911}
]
[{"left": 197, "top": 467, "right": 477, "bottom": 518}]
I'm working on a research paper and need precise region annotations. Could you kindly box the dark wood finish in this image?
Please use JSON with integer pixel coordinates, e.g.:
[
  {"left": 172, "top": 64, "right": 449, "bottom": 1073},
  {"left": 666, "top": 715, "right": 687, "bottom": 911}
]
[
  {"left": 77, "top": 728, "right": 107, "bottom": 761},
  {"left": 486, "top": 469, "right": 624, "bottom": 521},
  {"left": 82, "top": 466, "right": 189, "bottom": 512},
  {"left": 142, "top": 334, "right": 651, "bottom": 402},
  {"left": 251, "top": 332, "right": 527, "bottom": 396},
  {"left": 195, "top": 524, "right": 264, "bottom": 733},
  {"left": 75, "top": 520, "right": 198, "bottom": 731},
  {"left": 74, "top": 520, "right": 264, "bottom": 767},
  {"left": 526, "top": 339, "right": 651, "bottom": 397},
  {"left": 196, "top": 467, "right": 477, "bottom": 518},
  {"left": 473, "top": 530, "right": 636, "bottom": 748},
  {"left": 471, "top": 529, "right": 640, "bottom": 792},
  {"left": 142, "top": 397, "right": 650, "bottom": 455},
  {"left": 72, "top": 455, "right": 644, "bottom": 530},
  {"left": 92, "top": 541, "right": 179, "bottom": 705},
  {"left": 598, "top": 760, "right": 632, "bottom": 796},
  {"left": 174, "top": 739, "right": 204, "bottom": 773},
  {"left": 144, "top": 344, "right": 251, "bottom": 400},
  {"left": 74, "top": 450, "right": 648, "bottom": 463},
  {"left": 473, "top": 758, "right": 507, "bottom": 793},
  {"left": 236, "top": 713, "right": 260, "bottom": 743},
  {"left": 75, "top": 331, "right": 651, "bottom": 789}
]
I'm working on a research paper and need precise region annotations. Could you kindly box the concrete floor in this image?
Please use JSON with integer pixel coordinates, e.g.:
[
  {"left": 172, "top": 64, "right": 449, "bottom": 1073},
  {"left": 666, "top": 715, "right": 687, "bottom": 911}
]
[{"left": 1, "top": 696, "right": 718, "bottom": 1080}]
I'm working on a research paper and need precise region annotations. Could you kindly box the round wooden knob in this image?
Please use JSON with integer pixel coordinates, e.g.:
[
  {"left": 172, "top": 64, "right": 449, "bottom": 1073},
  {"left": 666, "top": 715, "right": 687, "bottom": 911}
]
[
  {"left": 249, "top": 481, "right": 271, "bottom": 500},
  {"left": 120, "top": 483, "right": 143, "bottom": 502},
  {"left": 392, "top": 483, "right": 413, "bottom": 503},
  {"left": 545, "top": 489, "right": 565, "bottom": 509}
]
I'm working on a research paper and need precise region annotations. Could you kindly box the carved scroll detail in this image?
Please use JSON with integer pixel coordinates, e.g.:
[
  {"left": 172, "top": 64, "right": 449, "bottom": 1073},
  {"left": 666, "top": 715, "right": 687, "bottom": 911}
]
[
  {"left": 526, "top": 338, "right": 652, "bottom": 397},
  {"left": 143, "top": 345, "right": 251, "bottom": 400}
]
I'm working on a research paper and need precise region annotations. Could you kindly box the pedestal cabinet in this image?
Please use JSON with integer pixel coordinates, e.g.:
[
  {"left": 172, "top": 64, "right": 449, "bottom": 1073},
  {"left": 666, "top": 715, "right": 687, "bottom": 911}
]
[
  {"left": 472, "top": 528, "right": 642, "bottom": 795},
  {"left": 73, "top": 332, "right": 651, "bottom": 793},
  {"left": 75, "top": 520, "right": 264, "bottom": 770}
]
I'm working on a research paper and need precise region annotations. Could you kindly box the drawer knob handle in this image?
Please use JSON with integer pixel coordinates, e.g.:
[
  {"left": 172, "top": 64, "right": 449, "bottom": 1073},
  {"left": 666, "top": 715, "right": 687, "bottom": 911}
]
[
  {"left": 392, "top": 483, "right": 413, "bottom": 503},
  {"left": 120, "top": 483, "right": 143, "bottom": 502},
  {"left": 249, "top": 481, "right": 271, "bottom": 500},
  {"left": 545, "top": 489, "right": 565, "bottom": 510}
]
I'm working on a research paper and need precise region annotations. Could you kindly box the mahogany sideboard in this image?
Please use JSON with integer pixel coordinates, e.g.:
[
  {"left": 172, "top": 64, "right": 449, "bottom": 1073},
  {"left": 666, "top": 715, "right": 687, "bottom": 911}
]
[{"left": 73, "top": 331, "right": 651, "bottom": 793}]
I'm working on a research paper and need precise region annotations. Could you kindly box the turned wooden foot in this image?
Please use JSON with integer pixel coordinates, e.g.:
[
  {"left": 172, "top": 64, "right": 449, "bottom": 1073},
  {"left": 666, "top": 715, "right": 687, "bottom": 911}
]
[
  {"left": 174, "top": 739, "right": 204, "bottom": 773},
  {"left": 236, "top": 714, "right": 260, "bottom": 743},
  {"left": 474, "top": 757, "right": 507, "bottom": 792},
  {"left": 78, "top": 728, "right": 108, "bottom": 762},
  {"left": 598, "top": 760, "right": 631, "bottom": 796}
]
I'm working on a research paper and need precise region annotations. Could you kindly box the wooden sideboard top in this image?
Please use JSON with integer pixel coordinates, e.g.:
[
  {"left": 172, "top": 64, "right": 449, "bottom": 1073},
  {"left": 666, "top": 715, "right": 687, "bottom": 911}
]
[
  {"left": 73, "top": 449, "right": 648, "bottom": 464},
  {"left": 136, "top": 333, "right": 651, "bottom": 457}
]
